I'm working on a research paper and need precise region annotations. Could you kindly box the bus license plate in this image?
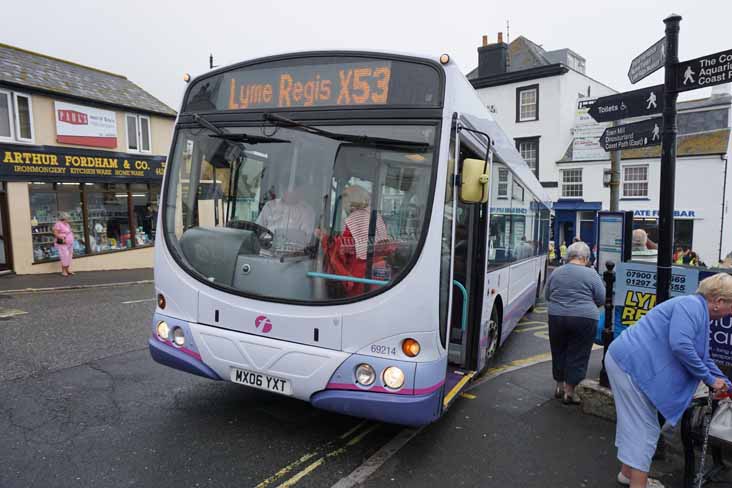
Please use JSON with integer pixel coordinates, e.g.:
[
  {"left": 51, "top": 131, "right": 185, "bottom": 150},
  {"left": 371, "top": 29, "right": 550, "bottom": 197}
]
[{"left": 230, "top": 368, "right": 292, "bottom": 395}]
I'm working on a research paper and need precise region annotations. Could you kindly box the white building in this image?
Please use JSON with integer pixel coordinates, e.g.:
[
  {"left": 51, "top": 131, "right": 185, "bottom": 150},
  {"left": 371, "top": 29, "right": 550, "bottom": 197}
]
[
  {"left": 557, "top": 88, "right": 732, "bottom": 266},
  {"left": 467, "top": 34, "right": 732, "bottom": 266},
  {"left": 467, "top": 34, "right": 616, "bottom": 197}
]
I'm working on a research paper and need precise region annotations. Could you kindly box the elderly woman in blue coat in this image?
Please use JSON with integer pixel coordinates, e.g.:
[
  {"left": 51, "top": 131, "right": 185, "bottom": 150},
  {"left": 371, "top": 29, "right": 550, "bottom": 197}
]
[{"left": 606, "top": 273, "right": 732, "bottom": 488}]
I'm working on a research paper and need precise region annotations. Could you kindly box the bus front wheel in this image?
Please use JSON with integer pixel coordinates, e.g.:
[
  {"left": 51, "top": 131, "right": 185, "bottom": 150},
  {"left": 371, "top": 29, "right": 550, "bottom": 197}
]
[{"left": 485, "top": 307, "right": 502, "bottom": 362}]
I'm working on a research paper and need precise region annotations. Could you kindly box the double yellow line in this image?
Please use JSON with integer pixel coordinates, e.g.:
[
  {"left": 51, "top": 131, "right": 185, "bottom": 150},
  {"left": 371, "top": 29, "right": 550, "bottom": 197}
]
[{"left": 255, "top": 421, "right": 379, "bottom": 488}]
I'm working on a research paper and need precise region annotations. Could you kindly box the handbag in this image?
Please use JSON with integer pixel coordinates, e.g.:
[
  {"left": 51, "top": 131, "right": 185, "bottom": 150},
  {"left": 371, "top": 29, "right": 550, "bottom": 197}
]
[{"left": 709, "top": 398, "right": 732, "bottom": 443}]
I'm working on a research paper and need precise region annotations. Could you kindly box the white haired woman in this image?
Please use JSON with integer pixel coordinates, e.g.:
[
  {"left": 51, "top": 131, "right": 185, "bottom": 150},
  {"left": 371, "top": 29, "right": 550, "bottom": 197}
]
[
  {"left": 53, "top": 211, "right": 75, "bottom": 277},
  {"left": 606, "top": 273, "right": 732, "bottom": 488},
  {"left": 545, "top": 241, "right": 605, "bottom": 404}
]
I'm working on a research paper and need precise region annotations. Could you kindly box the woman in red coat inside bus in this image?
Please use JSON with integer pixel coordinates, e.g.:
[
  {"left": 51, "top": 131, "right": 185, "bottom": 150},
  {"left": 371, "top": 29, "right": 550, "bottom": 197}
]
[{"left": 322, "top": 185, "right": 395, "bottom": 298}]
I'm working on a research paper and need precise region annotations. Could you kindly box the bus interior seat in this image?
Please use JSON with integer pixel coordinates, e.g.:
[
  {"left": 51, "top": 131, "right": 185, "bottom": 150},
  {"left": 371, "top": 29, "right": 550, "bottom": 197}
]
[{"left": 179, "top": 227, "right": 256, "bottom": 286}]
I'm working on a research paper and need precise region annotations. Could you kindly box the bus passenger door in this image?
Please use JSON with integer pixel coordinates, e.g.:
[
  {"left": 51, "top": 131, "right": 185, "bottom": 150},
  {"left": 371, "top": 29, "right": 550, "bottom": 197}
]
[{"left": 447, "top": 128, "right": 488, "bottom": 370}]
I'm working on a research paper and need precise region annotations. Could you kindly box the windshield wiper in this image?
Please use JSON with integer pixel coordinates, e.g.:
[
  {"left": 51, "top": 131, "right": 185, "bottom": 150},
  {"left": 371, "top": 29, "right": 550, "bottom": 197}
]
[
  {"left": 192, "top": 113, "right": 289, "bottom": 144},
  {"left": 263, "top": 113, "right": 432, "bottom": 151},
  {"left": 209, "top": 134, "right": 290, "bottom": 144}
]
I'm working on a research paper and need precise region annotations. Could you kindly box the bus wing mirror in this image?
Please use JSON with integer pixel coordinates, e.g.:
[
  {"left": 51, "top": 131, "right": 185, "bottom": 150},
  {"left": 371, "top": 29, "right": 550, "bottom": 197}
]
[{"left": 460, "top": 158, "right": 489, "bottom": 204}]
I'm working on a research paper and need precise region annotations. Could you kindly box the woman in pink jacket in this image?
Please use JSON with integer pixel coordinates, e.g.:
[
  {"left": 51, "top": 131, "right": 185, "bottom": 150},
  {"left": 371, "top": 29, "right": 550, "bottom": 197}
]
[{"left": 53, "top": 212, "right": 75, "bottom": 276}]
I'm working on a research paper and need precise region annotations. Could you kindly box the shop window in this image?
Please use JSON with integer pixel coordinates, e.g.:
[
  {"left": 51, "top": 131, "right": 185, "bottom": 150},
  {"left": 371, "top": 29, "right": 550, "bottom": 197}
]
[
  {"left": 516, "top": 85, "right": 539, "bottom": 122},
  {"left": 622, "top": 165, "right": 649, "bottom": 198},
  {"left": 0, "top": 90, "right": 34, "bottom": 143},
  {"left": 30, "top": 183, "right": 87, "bottom": 262},
  {"left": 561, "top": 168, "right": 583, "bottom": 198},
  {"left": 633, "top": 218, "right": 694, "bottom": 254},
  {"left": 130, "top": 183, "right": 158, "bottom": 245},
  {"left": 86, "top": 184, "right": 132, "bottom": 252},
  {"left": 126, "top": 114, "right": 151, "bottom": 153},
  {"left": 29, "top": 182, "right": 160, "bottom": 263}
]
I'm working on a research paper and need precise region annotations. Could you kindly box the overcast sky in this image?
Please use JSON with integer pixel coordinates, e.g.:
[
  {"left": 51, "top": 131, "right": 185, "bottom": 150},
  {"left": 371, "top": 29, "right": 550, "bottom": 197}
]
[{"left": 3, "top": 0, "right": 731, "bottom": 111}]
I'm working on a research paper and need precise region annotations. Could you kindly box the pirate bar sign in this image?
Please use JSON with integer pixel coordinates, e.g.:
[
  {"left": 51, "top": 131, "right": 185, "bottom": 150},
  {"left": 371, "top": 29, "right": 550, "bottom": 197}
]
[
  {"left": 599, "top": 117, "right": 663, "bottom": 152},
  {"left": 628, "top": 37, "right": 666, "bottom": 84},
  {"left": 588, "top": 84, "right": 664, "bottom": 123},
  {"left": 675, "top": 48, "right": 732, "bottom": 92}
]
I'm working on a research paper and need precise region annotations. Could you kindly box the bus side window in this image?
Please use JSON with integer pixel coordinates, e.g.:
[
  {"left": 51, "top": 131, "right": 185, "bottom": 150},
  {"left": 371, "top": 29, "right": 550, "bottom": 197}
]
[{"left": 487, "top": 161, "right": 513, "bottom": 268}]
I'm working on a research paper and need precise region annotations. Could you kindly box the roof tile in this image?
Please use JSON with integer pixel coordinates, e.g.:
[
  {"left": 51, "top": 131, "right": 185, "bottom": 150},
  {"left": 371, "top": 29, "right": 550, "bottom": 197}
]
[{"left": 0, "top": 43, "right": 176, "bottom": 117}]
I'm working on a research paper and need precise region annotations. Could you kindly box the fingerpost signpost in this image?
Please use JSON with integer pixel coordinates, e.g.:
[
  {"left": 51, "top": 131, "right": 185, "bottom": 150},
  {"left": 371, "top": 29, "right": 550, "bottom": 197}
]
[{"left": 591, "top": 15, "right": 731, "bottom": 305}]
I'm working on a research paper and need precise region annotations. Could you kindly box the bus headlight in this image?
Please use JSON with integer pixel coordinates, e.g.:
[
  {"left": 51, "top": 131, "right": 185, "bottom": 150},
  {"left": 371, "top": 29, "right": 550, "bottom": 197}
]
[
  {"left": 156, "top": 321, "right": 170, "bottom": 340},
  {"left": 383, "top": 367, "right": 405, "bottom": 389},
  {"left": 402, "top": 338, "right": 421, "bottom": 357},
  {"left": 355, "top": 364, "right": 376, "bottom": 386},
  {"left": 172, "top": 327, "right": 186, "bottom": 347}
]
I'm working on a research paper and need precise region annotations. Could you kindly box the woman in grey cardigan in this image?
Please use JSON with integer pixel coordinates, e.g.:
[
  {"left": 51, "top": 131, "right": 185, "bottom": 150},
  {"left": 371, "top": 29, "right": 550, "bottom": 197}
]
[{"left": 545, "top": 241, "right": 605, "bottom": 404}]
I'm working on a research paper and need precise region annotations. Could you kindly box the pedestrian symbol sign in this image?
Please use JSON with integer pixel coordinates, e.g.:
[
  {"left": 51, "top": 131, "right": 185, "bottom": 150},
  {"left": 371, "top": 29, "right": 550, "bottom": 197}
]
[
  {"left": 588, "top": 85, "right": 664, "bottom": 123},
  {"left": 674, "top": 48, "right": 732, "bottom": 92},
  {"left": 599, "top": 117, "right": 663, "bottom": 152}
]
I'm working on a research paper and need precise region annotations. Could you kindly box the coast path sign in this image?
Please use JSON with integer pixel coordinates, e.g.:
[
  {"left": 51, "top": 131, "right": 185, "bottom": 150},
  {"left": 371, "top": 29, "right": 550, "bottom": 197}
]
[
  {"left": 588, "top": 84, "right": 664, "bottom": 123},
  {"left": 628, "top": 37, "right": 666, "bottom": 84},
  {"left": 675, "top": 48, "right": 732, "bottom": 92},
  {"left": 599, "top": 117, "right": 663, "bottom": 151}
]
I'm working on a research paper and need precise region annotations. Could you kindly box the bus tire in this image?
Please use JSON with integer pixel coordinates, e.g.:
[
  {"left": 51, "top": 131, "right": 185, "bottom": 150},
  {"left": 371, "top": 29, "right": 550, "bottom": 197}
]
[{"left": 485, "top": 305, "right": 502, "bottom": 362}]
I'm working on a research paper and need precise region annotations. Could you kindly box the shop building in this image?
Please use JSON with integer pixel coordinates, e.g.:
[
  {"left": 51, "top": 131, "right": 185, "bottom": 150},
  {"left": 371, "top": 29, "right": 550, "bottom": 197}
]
[{"left": 0, "top": 43, "right": 176, "bottom": 274}]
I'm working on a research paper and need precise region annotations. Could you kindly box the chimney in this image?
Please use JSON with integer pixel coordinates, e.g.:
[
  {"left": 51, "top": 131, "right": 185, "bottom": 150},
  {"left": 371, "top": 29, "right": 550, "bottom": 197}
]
[{"left": 477, "top": 32, "right": 508, "bottom": 78}]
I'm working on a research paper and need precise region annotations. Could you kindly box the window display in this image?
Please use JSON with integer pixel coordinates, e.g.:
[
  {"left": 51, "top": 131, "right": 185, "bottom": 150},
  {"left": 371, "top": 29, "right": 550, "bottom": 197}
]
[
  {"left": 130, "top": 184, "right": 157, "bottom": 246},
  {"left": 30, "top": 183, "right": 87, "bottom": 262},
  {"left": 28, "top": 182, "right": 160, "bottom": 263}
]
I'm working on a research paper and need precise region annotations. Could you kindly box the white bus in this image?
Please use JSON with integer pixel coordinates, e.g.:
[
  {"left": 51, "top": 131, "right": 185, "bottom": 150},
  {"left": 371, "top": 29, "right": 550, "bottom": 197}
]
[{"left": 150, "top": 51, "right": 551, "bottom": 426}]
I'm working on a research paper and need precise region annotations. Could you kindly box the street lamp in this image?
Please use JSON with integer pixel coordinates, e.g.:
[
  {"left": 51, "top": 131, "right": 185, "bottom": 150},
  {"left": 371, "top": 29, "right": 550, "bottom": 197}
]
[{"left": 603, "top": 168, "right": 612, "bottom": 188}]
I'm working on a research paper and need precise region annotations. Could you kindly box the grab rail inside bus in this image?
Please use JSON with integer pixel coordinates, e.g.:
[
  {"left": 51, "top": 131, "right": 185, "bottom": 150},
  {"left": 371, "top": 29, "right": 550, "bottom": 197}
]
[
  {"left": 306, "top": 272, "right": 389, "bottom": 286},
  {"left": 452, "top": 280, "right": 468, "bottom": 332}
]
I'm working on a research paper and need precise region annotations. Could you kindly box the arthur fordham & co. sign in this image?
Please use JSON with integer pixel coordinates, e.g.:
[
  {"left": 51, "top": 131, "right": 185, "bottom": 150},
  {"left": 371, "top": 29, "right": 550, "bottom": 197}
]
[{"left": 0, "top": 143, "right": 165, "bottom": 182}]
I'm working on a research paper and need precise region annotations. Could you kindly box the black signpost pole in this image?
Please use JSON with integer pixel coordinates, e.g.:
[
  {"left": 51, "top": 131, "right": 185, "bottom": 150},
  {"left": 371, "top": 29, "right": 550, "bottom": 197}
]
[{"left": 657, "top": 14, "right": 681, "bottom": 305}]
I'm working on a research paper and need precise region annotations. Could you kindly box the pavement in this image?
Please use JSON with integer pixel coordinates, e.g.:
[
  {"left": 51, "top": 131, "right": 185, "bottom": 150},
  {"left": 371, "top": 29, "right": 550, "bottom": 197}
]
[
  {"left": 0, "top": 268, "right": 153, "bottom": 293},
  {"left": 0, "top": 278, "right": 728, "bottom": 487}
]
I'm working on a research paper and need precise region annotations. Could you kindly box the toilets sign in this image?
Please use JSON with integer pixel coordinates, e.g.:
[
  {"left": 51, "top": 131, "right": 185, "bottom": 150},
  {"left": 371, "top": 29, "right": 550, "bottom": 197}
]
[{"left": 675, "top": 48, "right": 732, "bottom": 92}]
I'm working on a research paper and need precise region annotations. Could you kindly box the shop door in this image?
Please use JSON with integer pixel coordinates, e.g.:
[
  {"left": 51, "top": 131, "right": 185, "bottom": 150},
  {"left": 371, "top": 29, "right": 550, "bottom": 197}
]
[{"left": 0, "top": 184, "right": 12, "bottom": 272}]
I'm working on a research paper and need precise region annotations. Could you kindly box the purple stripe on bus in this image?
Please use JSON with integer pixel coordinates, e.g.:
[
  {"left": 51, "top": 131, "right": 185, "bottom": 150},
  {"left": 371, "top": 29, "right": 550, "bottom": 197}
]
[
  {"left": 148, "top": 337, "right": 221, "bottom": 381},
  {"left": 311, "top": 388, "right": 443, "bottom": 426},
  {"left": 154, "top": 335, "right": 202, "bottom": 361}
]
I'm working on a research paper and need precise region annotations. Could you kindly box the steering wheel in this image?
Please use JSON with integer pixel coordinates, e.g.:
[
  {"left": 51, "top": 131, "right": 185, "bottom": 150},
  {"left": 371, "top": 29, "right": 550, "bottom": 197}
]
[{"left": 226, "top": 220, "right": 274, "bottom": 248}]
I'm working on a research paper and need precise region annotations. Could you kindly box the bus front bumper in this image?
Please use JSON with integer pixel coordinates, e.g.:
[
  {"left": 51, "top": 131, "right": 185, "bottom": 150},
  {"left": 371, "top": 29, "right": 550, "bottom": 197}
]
[
  {"left": 310, "top": 387, "right": 443, "bottom": 426},
  {"left": 148, "top": 337, "right": 222, "bottom": 380}
]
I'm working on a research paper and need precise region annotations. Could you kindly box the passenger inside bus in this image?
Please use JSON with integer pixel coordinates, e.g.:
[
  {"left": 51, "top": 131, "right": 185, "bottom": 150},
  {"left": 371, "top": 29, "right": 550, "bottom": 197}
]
[
  {"left": 256, "top": 172, "right": 316, "bottom": 253},
  {"left": 321, "top": 184, "right": 396, "bottom": 297}
]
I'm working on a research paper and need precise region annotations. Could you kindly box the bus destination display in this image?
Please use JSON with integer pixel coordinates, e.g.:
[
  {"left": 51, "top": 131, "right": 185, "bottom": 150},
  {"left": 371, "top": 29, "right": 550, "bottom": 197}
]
[
  {"left": 225, "top": 62, "right": 392, "bottom": 109},
  {"left": 184, "top": 57, "right": 442, "bottom": 112}
]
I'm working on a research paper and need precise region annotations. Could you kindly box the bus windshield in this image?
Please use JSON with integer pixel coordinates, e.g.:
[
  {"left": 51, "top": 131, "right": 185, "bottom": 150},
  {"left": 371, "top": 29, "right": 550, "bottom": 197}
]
[{"left": 163, "top": 122, "right": 437, "bottom": 303}]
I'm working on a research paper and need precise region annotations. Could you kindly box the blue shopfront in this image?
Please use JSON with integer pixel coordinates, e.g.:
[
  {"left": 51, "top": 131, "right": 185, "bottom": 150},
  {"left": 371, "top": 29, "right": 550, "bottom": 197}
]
[{"left": 552, "top": 199, "right": 602, "bottom": 249}]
